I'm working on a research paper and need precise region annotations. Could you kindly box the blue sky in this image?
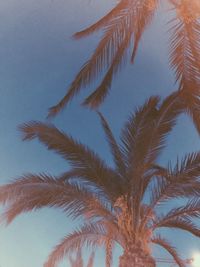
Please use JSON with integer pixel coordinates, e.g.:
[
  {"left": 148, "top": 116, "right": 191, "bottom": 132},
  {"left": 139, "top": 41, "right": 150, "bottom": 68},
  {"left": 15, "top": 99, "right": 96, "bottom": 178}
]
[{"left": 0, "top": 0, "right": 200, "bottom": 266}]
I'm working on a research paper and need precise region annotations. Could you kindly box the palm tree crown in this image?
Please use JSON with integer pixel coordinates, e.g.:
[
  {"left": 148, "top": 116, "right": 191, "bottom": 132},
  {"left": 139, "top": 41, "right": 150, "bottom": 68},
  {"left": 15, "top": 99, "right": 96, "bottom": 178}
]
[
  {"left": 1, "top": 94, "right": 200, "bottom": 267},
  {"left": 48, "top": 0, "right": 200, "bottom": 129}
]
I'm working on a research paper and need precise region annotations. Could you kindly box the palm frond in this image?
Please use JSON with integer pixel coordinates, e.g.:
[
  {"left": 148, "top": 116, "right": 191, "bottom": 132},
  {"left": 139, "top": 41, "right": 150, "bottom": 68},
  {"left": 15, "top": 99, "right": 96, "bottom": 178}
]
[
  {"left": 19, "top": 121, "right": 123, "bottom": 197},
  {"left": 168, "top": 2, "right": 200, "bottom": 132},
  {"left": 181, "top": 89, "right": 200, "bottom": 133},
  {"left": 82, "top": 32, "right": 131, "bottom": 108},
  {"left": 156, "top": 199, "right": 200, "bottom": 224},
  {"left": 121, "top": 93, "right": 183, "bottom": 180},
  {"left": 0, "top": 174, "right": 111, "bottom": 224},
  {"left": 44, "top": 222, "right": 120, "bottom": 267},
  {"left": 130, "top": 0, "right": 159, "bottom": 63},
  {"left": 149, "top": 152, "right": 200, "bottom": 208},
  {"left": 146, "top": 92, "right": 183, "bottom": 162},
  {"left": 168, "top": 2, "right": 200, "bottom": 89},
  {"left": 48, "top": 0, "right": 159, "bottom": 116},
  {"left": 73, "top": 0, "right": 129, "bottom": 39},
  {"left": 120, "top": 93, "right": 183, "bottom": 201},
  {"left": 48, "top": 7, "right": 133, "bottom": 117},
  {"left": 97, "top": 112, "right": 126, "bottom": 178},
  {"left": 134, "top": 91, "right": 184, "bottom": 213},
  {"left": 120, "top": 96, "right": 159, "bottom": 175},
  {"left": 57, "top": 169, "right": 83, "bottom": 182},
  {"left": 151, "top": 235, "right": 185, "bottom": 267},
  {"left": 154, "top": 217, "right": 200, "bottom": 238},
  {"left": 120, "top": 96, "right": 162, "bottom": 232},
  {"left": 141, "top": 164, "right": 168, "bottom": 199}
]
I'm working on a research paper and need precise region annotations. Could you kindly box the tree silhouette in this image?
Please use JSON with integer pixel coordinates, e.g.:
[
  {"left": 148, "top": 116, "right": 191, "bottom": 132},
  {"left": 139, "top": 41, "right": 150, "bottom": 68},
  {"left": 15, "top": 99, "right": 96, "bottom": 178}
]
[{"left": 1, "top": 94, "right": 200, "bottom": 267}]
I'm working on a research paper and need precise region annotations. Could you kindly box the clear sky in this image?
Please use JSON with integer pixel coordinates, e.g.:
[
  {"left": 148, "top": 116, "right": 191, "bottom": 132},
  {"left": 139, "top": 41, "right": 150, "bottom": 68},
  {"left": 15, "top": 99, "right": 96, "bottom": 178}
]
[{"left": 0, "top": 0, "right": 200, "bottom": 267}]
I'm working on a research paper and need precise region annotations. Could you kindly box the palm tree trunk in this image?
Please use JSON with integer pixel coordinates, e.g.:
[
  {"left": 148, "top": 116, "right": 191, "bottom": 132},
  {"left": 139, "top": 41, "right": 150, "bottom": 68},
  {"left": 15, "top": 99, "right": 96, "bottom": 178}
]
[{"left": 119, "top": 244, "right": 156, "bottom": 267}]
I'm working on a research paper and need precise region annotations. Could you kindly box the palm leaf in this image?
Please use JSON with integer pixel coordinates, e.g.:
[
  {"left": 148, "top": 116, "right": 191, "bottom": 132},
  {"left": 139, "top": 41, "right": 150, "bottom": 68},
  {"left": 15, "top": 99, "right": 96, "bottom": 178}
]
[
  {"left": 154, "top": 217, "right": 200, "bottom": 238},
  {"left": 19, "top": 121, "right": 123, "bottom": 197},
  {"left": 48, "top": 6, "right": 133, "bottom": 117},
  {"left": 120, "top": 92, "right": 183, "bottom": 204},
  {"left": 120, "top": 96, "right": 159, "bottom": 175},
  {"left": 156, "top": 199, "right": 200, "bottom": 225},
  {"left": 181, "top": 90, "right": 200, "bottom": 133},
  {"left": 97, "top": 112, "right": 126, "bottom": 178},
  {"left": 82, "top": 32, "right": 131, "bottom": 108},
  {"left": 0, "top": 174, "right": 111, "bottom": 224},
  {"left": 44, "top": 222, "right": 120, "bottom": 267},
  {"left": 145, "top": 92, "right": 183, "bottom": 163},
  {"left": 48, "top": 0, "right": 159, "bottom": 116},
  {"left": 168, "top": 2, "right": 200, "bottom": 133},
  {"left": 149, "top": 152, "right": 200, "bottom": 209},
  {"left": 73, "top": 0, "right": 129, "bottom": 39},
  {"left": 130, "top": 0, "right": 158, "bottom": 63},
  {"left": 152, "top": 235, "right": 185, "bottom": 267}
]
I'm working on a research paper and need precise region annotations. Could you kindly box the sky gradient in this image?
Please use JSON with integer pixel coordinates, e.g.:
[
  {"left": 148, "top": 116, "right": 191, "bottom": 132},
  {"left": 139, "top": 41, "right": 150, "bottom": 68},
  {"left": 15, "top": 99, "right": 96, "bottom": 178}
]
[{"left": 1, "top": 0, "right": 200, "bottom": 266}]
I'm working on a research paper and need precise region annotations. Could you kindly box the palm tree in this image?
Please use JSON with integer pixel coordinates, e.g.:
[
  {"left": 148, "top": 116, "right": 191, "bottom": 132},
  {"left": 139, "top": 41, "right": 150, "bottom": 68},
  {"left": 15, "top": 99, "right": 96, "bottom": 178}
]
[
  {"left": 48, "top": 0, "right": 200, "bottom": 126},
  {"left": 1, "top": 94, "right": 200, "bottom": 267}
]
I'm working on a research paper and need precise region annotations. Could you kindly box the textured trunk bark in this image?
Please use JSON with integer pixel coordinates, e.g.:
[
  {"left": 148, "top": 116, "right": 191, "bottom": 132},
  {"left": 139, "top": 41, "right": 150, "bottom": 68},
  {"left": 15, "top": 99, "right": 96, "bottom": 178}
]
[{"left": 119, "top": 245, "right": 156, "bottom": 267}]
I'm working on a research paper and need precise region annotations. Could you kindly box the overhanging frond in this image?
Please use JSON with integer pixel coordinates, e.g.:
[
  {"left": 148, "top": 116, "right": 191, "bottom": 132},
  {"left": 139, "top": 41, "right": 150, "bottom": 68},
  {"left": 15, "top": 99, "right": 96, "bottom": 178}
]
[
  {"left": 48, "top": 0, "right": 159, "bottom": 116},
  {"left": 48, "top": 7, "right": 133, "bottom": 116},
  {"left": 82, "top": 32, "right": 131, "bottom": 108},
  {"left": 130, "top": 0, "right": 159, "bottom": 63},
  {"left": 168, "top": 1, "right": 200, "bottom": 133},
  {"left": 73, "top": 0, "right": 129, "bottom": 39}
]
